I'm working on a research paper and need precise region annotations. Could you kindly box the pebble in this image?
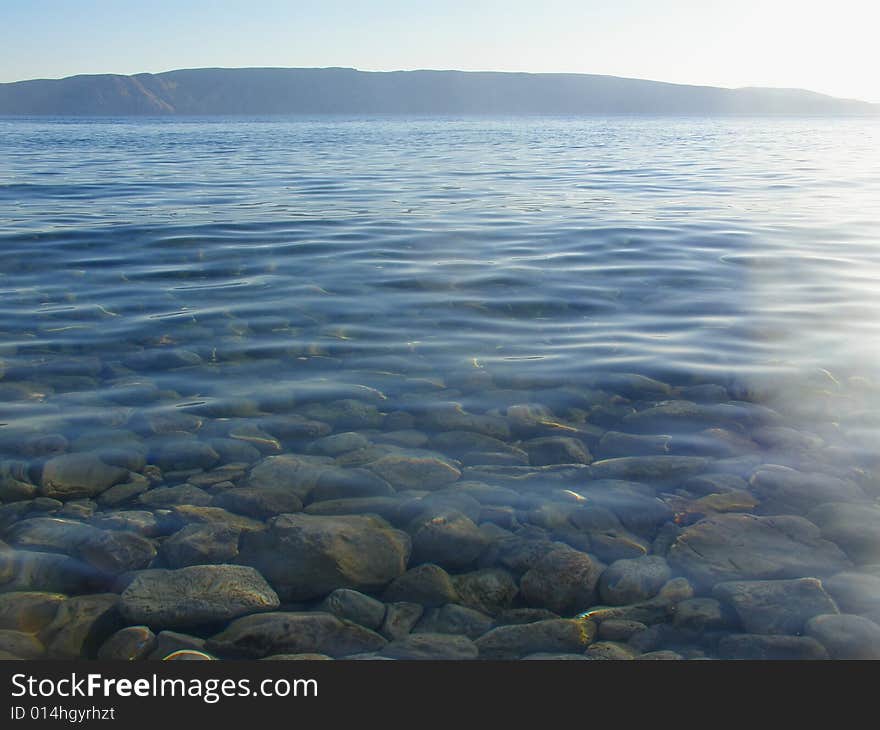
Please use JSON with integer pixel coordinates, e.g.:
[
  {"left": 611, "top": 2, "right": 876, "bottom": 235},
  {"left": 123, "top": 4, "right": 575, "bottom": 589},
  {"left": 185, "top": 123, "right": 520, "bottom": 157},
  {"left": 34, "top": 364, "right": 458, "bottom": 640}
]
[
  {"left": 717, "top": 634, "right": 829, "bottom": 660},
  {"left": 160, "top": 524, "right": 241, "bottom": 568},
  {"left": 584, "top": 641, "right": 637, "bottom": 660},
  {"left": 0, "top": 591, "right": 65, "bottom": 633},
  {"left": 320, "top": 589, "right": 387, "bottom": 631},
  {"left": 368, "top": 451, "right": 461, "bottom": 490},
  {"left": 804, "top": 613, "right": 880, "bottom": 659},
  {"left": 409, "top": 509, "right": 489, "bottom": 569},
  {"left": 236, "top": 513, "right": 410, "bottom": 601},
  {"left": 713, "top": 578, "right": 839, "bottom": 635},
  {"left": 40, "top": 593, "right": 121, "bottom": 659},
  {"left": 475, "top": 618, "right": 596, "bottom": 659},
  {"left": 212, "top": 486, "right": 303, "bottom": 519},
  {"left": 749, "top": 466, "right": 867, "bottom": 515},
  {"left": 668, "top": 513, "right": 851, "bottom": 589},
  {"left": 522, "top": 436, "right": 592, "bottom": 466},
  {"left": 207, "top": 611, "right": 386, "bottom": 659},
  {"left": 120, "top": 565, "right": 279, "bottom": 628},
  {"left": 823, "top": 571, "right": 880, "bottom": 615},
  {"left": 97, "top": 625, "right": 157, "bottom": 660},
  {"left": 39, "top": 453, "right": 129, "bottom": 500},
  {"left": 806, "top": 502, "right": 880, "bottom": 564},
  {"left": 598, "top": 556, "right": 671, "bottom": 605},
  {"left": 381, "top": 633, "right": 478, "bottom": 659},
  {"left": 453, "top": 569, "right": 519, "bottom": 616},
  {"left": 520, "top": 547, "right": 604, "bottom": 616},
  {"left": 382, "top": 564, "right": 459, "bottom": 607},
  {"left": 414, "top": 604, "right": 493, "bottom": 639}
]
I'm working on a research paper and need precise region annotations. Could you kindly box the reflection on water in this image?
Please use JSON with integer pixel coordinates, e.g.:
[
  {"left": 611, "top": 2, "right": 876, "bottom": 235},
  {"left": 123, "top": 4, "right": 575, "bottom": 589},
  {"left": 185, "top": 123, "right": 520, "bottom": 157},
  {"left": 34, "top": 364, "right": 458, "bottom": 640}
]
[{"left": 0, "top": 116, "right": 879, "bottom": 660}]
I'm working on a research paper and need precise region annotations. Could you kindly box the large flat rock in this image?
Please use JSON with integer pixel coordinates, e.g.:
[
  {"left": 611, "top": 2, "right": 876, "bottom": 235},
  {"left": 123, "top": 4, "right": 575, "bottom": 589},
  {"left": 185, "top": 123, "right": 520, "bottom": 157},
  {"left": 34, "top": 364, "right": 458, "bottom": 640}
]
[{"left": 668, "top": 514, "right": 851, "bottom": 589}]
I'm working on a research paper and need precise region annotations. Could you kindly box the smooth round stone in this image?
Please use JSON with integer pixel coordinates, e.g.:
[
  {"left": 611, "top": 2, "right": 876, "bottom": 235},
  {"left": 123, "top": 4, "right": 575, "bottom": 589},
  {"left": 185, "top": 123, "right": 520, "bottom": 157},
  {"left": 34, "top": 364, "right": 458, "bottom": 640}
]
[
  {"left": 0, "top": 630, "right": 45, "bottom": 659},
  {"left": 823, "top": 571, "right": 880, "bottom": 614},
  {"left": 159, "top": 524, "right": 241, "bottom": 568},
  {"left": 97, "top": 626, "right": 157, "bottom": 660},
  {"left": 310, "top": 468, "right": 395, "bottom": 502},
  {"left": 40, "top": 594, "right": 122, "bottom": 659},
  {"left": 408, "top": 510, "right": 489, "bottom": 569},
  {"left": 308, "top": 432, "right": 370, "bottom": 456},
  {"left": 207, "top": 612, "right": 386, "bottom": 659},
  {"left": 382, "top": 564, "right": 459, "bottom": 607},
  {"left": 475, "top": 619, "right": 596, "bottom": 659},
  {"left": 149, "top": 440, "right": 219, "bottom": 473},
  {"left": 39, "top": 453, "right": 129, "bottom": 500},
  {"left": 718, "top": 634, "right": 829, "bottom": 660},
  {"left": 667, "top": 513, "right": 851, "bottom": 589},
  {"left": 598, "top": 556, "right": 671, "bottom": 606},
  {"left": 713, "top": 578, "right": 838, "bottom": 635},
  {"left": 523, "top": 436, "right": 592, "bottom": 466},
  {"left": 497, "top": 608, "right": 560, "bottom": 625},
  {"left": 414, "top": 604, "right": 493, "bottom": 639},
  {"left": 138, "top": 484, "right": 212, "bottom": 508},
  {"left": 584, "top": 641, "right": 637, "bottom": 660},
  {"left": 368, "top": 452, "right": 461, "bottom": 490},
  {"left": 320, "top": 589, "right": 387, "bottom": 631},
  {"left": 147, "top": 630, "right": 207, "bottom": 660},
  {"left": 807, "top": 502, "right": 880, "bottom": 564},
  {"left": 235, "top": 513, "right": 410, "bottom": 601},
  {"left": 262, "top": 653, "right": 333, "bottom": 660},
  {"left": 805, "top": 613, "right": 880, "bottom": 659},
  {"left": 750, "top": 467, "right": 866, "bottom": 515},
  {"left": 380, "top": 633, "right": 478, "bottom": 660},
  {"left": 120, "top": 565, "right": 279, "bottom": 628},
  {"left": 212, "top": 486, "right": 303, "bottom": 519},
  {"left": 597, "top": 619, "right": 648, "bottom": 642},
  {"left": 0, "top": 591, "right": 65, "bottom": 633},
  {"left": 672, "top": 598, "right": 727, "bottom": 631},
  {"left": 453, "top": 569, "right": 519, "bottom": 616},
  {"left": 637, "top": 650, "right": 684, "bottom": 660},
  {"left": 520, "top": 548, "right": 603, "bottom": 616}
]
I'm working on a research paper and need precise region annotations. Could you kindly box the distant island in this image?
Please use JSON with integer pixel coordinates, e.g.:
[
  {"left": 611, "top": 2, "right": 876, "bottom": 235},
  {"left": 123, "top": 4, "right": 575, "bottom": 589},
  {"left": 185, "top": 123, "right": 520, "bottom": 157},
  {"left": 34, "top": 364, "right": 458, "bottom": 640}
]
[{"left": 1, "top": 67, "right": 877, "bottom": 116}]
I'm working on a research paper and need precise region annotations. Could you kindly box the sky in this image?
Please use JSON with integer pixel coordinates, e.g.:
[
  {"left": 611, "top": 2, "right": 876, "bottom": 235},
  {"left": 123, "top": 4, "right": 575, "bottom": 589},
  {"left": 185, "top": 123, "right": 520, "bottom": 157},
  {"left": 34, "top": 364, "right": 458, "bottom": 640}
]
[{"left": 2, "top": 0, "right": 878, "bottom": 103}]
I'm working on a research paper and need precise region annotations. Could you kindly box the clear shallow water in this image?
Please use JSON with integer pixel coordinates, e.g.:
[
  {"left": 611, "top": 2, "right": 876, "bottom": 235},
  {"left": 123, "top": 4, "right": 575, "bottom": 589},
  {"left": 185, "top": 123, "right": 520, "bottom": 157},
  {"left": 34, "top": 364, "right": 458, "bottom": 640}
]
[{"left": 1, "top": 116, "right": 880, "bottom": 660}]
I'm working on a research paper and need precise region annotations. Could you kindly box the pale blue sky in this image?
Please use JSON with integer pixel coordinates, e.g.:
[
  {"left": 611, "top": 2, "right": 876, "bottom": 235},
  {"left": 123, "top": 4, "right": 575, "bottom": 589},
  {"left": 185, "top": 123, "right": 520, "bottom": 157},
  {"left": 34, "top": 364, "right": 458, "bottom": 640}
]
[{"left": 2, "top": 0, "right": 878, "bottom": 102}]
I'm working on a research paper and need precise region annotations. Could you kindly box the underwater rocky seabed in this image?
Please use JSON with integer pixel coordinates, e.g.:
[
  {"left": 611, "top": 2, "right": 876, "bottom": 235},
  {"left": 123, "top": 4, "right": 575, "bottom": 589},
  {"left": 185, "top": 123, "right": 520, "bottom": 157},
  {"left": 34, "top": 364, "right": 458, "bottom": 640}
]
[
  {"left": 3, "top": 357, "right": 880, "bottom": 661},
  {"left": 2, "top": 116, "right": 880, "bottom": 660}
]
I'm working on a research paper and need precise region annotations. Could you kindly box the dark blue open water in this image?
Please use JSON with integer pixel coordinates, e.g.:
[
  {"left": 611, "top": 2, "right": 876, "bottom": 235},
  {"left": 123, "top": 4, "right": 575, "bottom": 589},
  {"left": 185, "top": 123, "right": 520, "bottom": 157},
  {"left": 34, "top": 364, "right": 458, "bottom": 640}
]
[{"left": 1, "top": 116, "right": 879, "bottom": 660}]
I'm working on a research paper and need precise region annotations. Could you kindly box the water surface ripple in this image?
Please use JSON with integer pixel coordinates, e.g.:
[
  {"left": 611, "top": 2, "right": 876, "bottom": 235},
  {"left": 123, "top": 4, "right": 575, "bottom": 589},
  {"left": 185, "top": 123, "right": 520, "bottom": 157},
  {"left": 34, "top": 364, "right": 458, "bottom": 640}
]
[{"left": 1, "top": 117, "right": 879, "bottom": 660}]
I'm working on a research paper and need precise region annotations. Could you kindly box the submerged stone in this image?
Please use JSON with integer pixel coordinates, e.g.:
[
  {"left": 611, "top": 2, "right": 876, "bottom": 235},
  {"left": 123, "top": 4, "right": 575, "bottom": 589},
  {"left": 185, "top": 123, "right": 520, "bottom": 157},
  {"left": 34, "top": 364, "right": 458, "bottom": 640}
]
[
  {"left": 97, "top": 626, "right": 157, "bottom": 661},
  {"left": 368, "top": 452, "right": 461, "bottom": 490},
  {"left": 805, "top": 613, "right": 880, "bottom": 659},
  {"left": 0, "top": 591, "right": 65, "bottom": 633},
  {"left": 381, "top": 633, "right": 478, "bottom": 660},
  {"left": 236, "top": 513, "right": 410, "bottom": 600},
  {"left": 320, "top": 589, "right": 387, "bottom": 631},
  {"left": 207, "top": 611, "right": 386, "bottom": 659},
  {"left": 520, "top": 547, "right": 604, "bottom": 616},
  {"left": 453, "top": 568, "right": 519, "bottom": 616},
  {"left": 598, "top": 556, "right": 671, "bottom": 606},
  {"left": 718, "top": 633, "right": 829, "bottom": 660},
  {"left": 40, "top": 593, "right": 121, "bottom": 659},
  {"left": 39, "top": 453, "right": 128, "bottom": 500},
  {"left": 414, "top": 604, "right": 493, "bottom": 639},
  {"left": 668, "top": 513, "right": 851, "bottom": 589},
  {"left": 120, "top": 565, "right": 279, "bottom": 628},
  {"left": 382, "top": 564, "right": 459, "bottom": 607},
  {"left": 713, "top": 578, "right": 839, "bottom": 635},
  {"left": 475, "top": 618, "right": 596, "bottom": 659}
]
